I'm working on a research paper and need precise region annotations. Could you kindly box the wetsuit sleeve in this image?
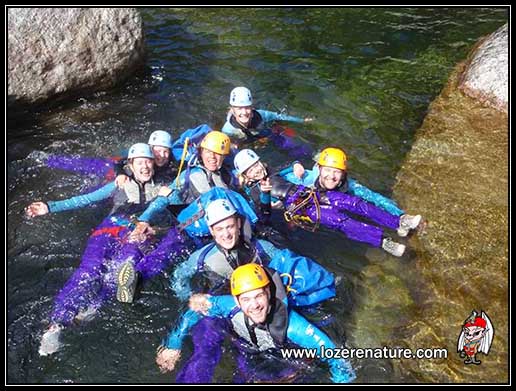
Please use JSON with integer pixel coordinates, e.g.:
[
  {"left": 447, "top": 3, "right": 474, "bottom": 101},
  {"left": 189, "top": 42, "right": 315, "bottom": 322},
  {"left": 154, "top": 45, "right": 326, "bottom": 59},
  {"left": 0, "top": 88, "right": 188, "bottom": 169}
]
[
  {"left": 257, "top": 109, "right": 304, "bottom": 124},
  {"left": 137, "top": 195, "right": 170, "bottom": 223},
  {"left": 281, "top": 166, "right": 318, "bottom": 187},
  {"left": 163, "top": 309, "right": 202, "bottom": 350},
  {"left": 347, "top": 177, "right": 404, "bottom": 216},
  {"left": 137, "top": 174, "right": 186, "bottom": 222},
  {"left": 47, "top": 182, "right": 117, "bottom": 213},
  {"left": 286, "top": 310, "right": 356, "bottom": 383},
  {"left": 170, "top": 253, "right": 200, "bottom": 301},
  {"left": 163, "top": 295, "right": 237, "bottom": 350},
  {"left": 206, "top": 295, "right": 238, "bottom": 317}
]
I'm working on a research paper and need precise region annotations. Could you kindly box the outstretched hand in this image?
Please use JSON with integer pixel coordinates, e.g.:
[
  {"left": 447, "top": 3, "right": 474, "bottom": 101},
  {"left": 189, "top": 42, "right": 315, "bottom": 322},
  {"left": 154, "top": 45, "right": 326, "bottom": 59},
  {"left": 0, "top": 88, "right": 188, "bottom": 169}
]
[
  {"left": 259, "top": 177, "right": 272, "bottom": 193},
  {"left": 25, "top": 202, "right": 49, "bottom": 218},
  {"left": 115, "top": 174, "right": 129, "bottom": 188},
  {"left": 189, "top": 293, "right": 212, "bottom": 315},
  {"left": 292, "top": 162, "right": 305, "bottom": 179},
  {"left": 129, "top": 222, "right": 155, "bottom": 243},
  {"left": 156, "top": 347, "right": 181, "bottom": 373}
]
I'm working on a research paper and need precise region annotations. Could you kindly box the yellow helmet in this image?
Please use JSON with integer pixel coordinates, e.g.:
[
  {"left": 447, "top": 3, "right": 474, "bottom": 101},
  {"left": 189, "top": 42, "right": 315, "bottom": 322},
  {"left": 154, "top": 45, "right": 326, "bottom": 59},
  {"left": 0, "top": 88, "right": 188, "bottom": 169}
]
[
  {"left": 230, "top": 263, "right": 270, "bottom": 296},
  {"left": 200, "top": 131, "right": 231, "bottom": 155},
  {"left": 317, "top": 147, "right": 347, "bottom": 170}
]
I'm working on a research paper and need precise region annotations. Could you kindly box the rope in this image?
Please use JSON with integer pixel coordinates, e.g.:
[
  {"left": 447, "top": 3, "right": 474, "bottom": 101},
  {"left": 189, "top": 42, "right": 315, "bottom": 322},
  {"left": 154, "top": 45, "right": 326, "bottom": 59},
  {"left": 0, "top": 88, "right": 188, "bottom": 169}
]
[
  {"left": 175, "top": 137, "right": 190, "bottom": 188},
  {"left": 283, "top": 188, "right": 321, "bottom": 232}
]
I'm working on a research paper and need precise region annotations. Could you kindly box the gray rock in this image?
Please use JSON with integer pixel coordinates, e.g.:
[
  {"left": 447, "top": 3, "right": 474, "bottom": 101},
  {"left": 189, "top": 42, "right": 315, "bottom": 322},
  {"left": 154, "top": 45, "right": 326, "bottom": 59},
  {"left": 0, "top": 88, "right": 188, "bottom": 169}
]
[
  {"left": 458, "top": 23, "right": 508, "bottom": 113},
  {"left": 8, "top": 8, "right": 145, "bottom": 109}
]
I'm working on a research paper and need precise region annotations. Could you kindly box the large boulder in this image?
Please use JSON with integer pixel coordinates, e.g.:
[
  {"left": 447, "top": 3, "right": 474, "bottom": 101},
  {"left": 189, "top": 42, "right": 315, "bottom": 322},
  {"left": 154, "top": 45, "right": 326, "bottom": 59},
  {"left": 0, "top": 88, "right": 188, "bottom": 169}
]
[
  {"left": 391, "top": 25, "right": 508, "bottom": 382},
  {"left": 8, "top": 8, "right": 145, "bottom": 109},
  {"left": 458, "top": 23, "right": 508, "bottom": 113}
]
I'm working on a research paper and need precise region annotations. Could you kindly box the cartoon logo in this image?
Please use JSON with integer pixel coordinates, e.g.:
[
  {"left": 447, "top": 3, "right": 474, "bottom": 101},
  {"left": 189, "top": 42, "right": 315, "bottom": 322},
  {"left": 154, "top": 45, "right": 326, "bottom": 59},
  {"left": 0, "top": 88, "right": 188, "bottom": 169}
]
[{"left": 457, "top": 310, "right": 494, "bottom": 365}]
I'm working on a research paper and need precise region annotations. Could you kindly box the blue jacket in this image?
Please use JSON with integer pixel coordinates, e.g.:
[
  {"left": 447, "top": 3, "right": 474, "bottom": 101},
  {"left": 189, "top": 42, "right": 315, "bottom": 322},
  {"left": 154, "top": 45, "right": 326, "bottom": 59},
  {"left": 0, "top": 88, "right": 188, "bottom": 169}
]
[
  {"left": 164, "top": 294, "right": 355, "bottom": 383},
  {"left": 171, "top": 237, "right": 335, "bottom": 307},
  {"left": 171, "top": 239, "right": 278, "bottom": 301}
]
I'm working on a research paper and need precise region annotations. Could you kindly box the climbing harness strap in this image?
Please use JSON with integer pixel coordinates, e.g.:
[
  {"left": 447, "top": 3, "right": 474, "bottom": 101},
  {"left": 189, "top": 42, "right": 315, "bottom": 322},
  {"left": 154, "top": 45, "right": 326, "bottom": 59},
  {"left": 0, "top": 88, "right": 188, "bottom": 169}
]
[{"left": 283, "top": 188, "right": 321, "bottom": 232}]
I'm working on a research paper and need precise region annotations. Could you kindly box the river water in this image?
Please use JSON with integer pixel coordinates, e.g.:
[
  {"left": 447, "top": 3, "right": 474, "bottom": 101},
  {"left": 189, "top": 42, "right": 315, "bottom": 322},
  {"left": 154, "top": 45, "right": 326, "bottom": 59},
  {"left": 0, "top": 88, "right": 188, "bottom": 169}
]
[{"left": 7, "top": 7, "right": 508, "bottom": 383}]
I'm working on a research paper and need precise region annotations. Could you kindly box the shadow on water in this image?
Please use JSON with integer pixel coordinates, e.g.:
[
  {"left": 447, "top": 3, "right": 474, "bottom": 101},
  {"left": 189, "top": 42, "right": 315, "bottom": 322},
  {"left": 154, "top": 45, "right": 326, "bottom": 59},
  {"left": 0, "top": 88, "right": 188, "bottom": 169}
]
[{"left": 7, "top": 7, "right": 508, "bottom": 384}]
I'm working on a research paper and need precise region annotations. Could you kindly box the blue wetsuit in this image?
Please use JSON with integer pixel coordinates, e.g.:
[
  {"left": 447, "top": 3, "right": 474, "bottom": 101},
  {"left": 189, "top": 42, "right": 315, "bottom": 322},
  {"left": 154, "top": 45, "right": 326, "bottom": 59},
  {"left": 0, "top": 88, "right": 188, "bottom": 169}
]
[
  {"left": 164, "top": 283, "right": 355, "bottom": 383},
  {"left": 44, "top": 179, "right": 189, "bottom": 327}
]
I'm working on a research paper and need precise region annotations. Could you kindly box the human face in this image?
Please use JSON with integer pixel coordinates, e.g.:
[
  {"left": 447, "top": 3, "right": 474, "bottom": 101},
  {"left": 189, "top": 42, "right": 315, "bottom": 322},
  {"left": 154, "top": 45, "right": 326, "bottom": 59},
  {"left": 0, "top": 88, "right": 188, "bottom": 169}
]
[
  {"left": 201, "top": 148, "right": 225, "bottom": 172},
  {"left": 318, "top": 165, "right": 344, "bottom": 190},
  {"left": 237, "top": 287, "right": 270, "bottom": 324},
  {"left": 231, "top": 106, "right": 253, "bottom": 127},
  {"left": 152, "top": 146, "right": 170, "bottom": 167},
  {"left": 209, "top": 216, "right": 241, "bottom": 250},
  {"left": 244, "top": 161, "right": 266, "bottom": 181},
  {"left": 130, "top": 157, "right": 154, "bottom": 183}
]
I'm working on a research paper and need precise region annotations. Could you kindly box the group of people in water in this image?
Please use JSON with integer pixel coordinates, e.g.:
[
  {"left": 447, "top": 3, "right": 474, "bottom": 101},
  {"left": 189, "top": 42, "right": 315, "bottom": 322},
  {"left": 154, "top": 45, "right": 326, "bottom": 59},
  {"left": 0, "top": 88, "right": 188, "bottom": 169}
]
[{"left": 25, "top": 86, "right": 422, "bottom": 383}]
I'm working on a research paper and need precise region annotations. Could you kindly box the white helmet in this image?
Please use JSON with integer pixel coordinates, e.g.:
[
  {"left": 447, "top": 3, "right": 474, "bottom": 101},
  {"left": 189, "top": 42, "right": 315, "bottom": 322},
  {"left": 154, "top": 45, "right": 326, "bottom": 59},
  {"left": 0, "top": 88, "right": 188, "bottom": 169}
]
[
  {"left": 229, "top": 86, "right": 253, "bottom": 107},
  {"left": 148, "top": 130, "right": 173, "bottom": 149},
  {"left": 205, "top": 199, "right": 237, "bottom": 227},
  {"left": 128, "top": 143, "right": 154, "bottom": 160},
  {"left": 234, "top": 149, "right": 260, "bottom": 175}
]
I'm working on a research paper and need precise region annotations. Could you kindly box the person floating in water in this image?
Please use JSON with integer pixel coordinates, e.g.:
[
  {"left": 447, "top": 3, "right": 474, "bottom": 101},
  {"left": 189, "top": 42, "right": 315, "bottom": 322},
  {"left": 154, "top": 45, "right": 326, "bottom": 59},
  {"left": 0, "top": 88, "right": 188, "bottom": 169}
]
[
  {"left": 157, "top": 263, "right": 355, "bottom": 383},
  {"left": 26, "top": 143, "right": 190, "bottom": 356},
  {"left": 221, "top": 86, "right": 313, "bottom": 157},
  {"left": 233, "top": 147, "right": 422, "bottom": 257}
]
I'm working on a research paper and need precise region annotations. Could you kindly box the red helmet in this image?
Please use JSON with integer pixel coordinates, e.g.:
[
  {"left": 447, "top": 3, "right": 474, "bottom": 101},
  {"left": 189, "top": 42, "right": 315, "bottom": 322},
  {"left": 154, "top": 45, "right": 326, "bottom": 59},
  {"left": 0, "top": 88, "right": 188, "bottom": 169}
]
[{"left": 465, "top": 316, "right": 487, "bottom": 329}]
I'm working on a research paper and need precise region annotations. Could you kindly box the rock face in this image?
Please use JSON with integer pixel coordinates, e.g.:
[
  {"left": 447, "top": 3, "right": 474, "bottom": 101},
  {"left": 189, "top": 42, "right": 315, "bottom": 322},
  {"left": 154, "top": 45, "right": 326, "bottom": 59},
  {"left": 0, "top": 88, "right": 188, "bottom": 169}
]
[
  {"left": 8, "top": 8, "right": 145, "bottom": 109},
  {"left": 458, "top": 23, "right": 508, "bottom": 113},
  {"left": 392, "top": 26, "right": 508, "bottom": 382}
]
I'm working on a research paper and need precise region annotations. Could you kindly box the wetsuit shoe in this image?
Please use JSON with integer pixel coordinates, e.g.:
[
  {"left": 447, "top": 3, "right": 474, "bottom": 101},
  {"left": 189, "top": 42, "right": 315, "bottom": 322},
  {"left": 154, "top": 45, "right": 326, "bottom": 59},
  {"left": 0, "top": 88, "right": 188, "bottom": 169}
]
[
  {"left": 382, "top": 237, "right": 406, "bottom": 257},
  {"left": 39, "top": 323, "right": 63, "bottom": 356},
  {"left": 397, "top": 214, "right": 422, "bottom": 237},
  {"left": 117, "top": 261, "right": 138, "bottom": 303}
]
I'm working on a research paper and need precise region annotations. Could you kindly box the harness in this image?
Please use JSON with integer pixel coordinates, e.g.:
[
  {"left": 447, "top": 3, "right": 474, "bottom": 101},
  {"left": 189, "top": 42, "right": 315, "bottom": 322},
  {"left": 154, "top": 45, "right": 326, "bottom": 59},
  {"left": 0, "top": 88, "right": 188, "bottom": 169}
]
[{"left": 283, "top": 187, "right": 321, "bottom": 232}]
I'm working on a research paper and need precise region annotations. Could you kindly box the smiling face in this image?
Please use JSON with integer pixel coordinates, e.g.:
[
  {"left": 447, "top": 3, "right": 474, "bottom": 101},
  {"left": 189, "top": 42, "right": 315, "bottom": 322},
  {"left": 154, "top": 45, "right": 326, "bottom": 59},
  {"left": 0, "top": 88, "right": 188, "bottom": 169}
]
[
  {"left": 230, "top": 105, "right": 253, "bottom": 127},
  {"left": 130, "top": 157, "right": 155, "bottom": 183},
  {"left": 209, "top": 215, "right": 241, "bottom": 250},
  {"left": 237, "top": 287, "right": 270, "bottom": 324},
  {"left": 201, "top": 148, "right": 225, "bottom": 172},
  {"left": 318, "top": 165, "right": 345, "bottom": 190},
  {"left": 151, "top": 145, "right": 171, "bottom": 167},
  {"left": 243, "top": 161, "right": 267, "bottom": 181}
]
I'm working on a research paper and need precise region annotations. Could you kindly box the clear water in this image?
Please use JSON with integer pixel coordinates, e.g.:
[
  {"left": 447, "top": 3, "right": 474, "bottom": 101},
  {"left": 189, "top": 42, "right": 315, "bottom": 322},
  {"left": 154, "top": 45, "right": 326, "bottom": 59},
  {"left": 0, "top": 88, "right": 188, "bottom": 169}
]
[{"left": 7, "top": 7, "right": 508, "bottom": 383}]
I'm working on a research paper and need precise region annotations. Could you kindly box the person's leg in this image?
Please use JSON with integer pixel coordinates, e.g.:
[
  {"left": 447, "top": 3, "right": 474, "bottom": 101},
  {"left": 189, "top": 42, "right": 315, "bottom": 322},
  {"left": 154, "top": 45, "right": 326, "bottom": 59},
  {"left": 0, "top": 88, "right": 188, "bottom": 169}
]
[
  {"left": 49, "top": 232, "right": 117, "bottom": 326},
  {"left": 307, "top": 204, "right": 384, "bottom": 247},
  {"left": 325, "top": 191, "right": 400, "bottom": 229},
  {"left": 175, "top": 317, "right": 227, "bottom": 383},
  {"left": 135, "top": 226, "right": 191, "bottom": 280},
  {"left": 41, "top": 217, "right": 127, "bottom": 355},
  {"left": 46, "top": 155, "right": 115, "bottom": 178}
]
